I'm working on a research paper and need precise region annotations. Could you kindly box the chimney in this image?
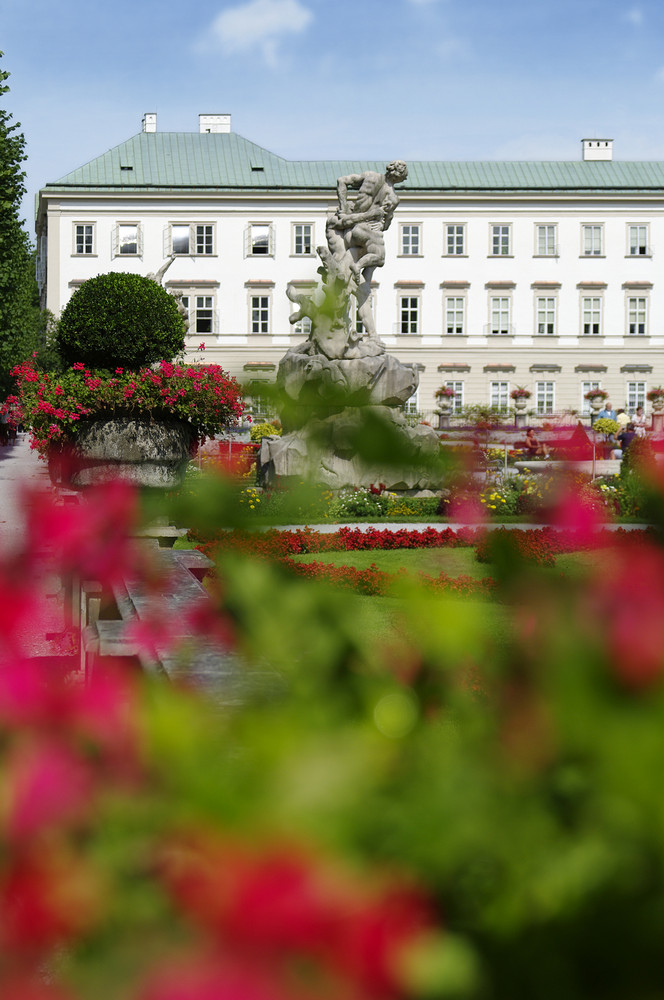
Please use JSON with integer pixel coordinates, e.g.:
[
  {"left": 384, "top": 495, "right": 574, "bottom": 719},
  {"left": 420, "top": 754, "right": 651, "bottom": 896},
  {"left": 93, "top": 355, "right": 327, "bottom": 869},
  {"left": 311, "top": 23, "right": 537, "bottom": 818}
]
[
  {"left": 199, "top": 113, "right": 231, "bottom": 134},
  {"left": 582, "top": 138, "right": 613, "bottom": 161},
  {"left": 142, "top": 113, "right": 157, "bottom": 133}
]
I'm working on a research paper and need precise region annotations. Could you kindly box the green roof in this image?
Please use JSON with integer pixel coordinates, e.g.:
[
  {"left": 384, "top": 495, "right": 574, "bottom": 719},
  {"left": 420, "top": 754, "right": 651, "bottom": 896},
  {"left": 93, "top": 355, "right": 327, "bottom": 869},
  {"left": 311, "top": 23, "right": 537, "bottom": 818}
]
[{"left": 43, "top": 131, "right": 664, "bottom": 194}]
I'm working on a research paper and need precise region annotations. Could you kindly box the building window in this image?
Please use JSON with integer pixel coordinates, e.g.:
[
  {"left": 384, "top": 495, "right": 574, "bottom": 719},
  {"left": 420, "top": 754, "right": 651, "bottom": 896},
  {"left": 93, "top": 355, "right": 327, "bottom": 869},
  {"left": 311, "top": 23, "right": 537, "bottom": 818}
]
[
  {"left": 247, "top": 383, "right": 272, "bottom": 420},
  {"left": 490, "top": 224, "right": 511, "bottom": 256},
  {"left": 171, "top": 224, "right": 214, "bottom": 255},
  {"left": 400, "top": 224, "right": 421, "bottom": 255},
  {"left": 446, "top": 381, "right": 464, "bottom": 414},
  {"left": 628, "top": 225, "right": 649, "bottom": 256},
  {"left": 196, "top": 225, "right": 214, "bottom": 255},
  {"left": 627, "top": 296, "right": 647, "bottom": 336},
  {"left": 536, "top": 224, "right": 557, "bottom": 256},
  {"left": 581, "top": 381, "right": 601, "bottom": 415},
  {"left": 445, "top": 296, "right": 465, "bottom": 335},
  {"left": 246, "top": 223, "right": 273, "bottom": 256},
  {"left": 73, "top": 223, "right": 94, "bottom": 255},
  {"left": 489, "top": 296, "right": 511, "bottom": 336},
  {"left": 490, "top": 381, "right": 510, "bottom": 412},
  {"left": 293, "top": 315, "right": 312, "bottom": 337},
  {"left": 445, "top": 224, "right": 465, "bottom": 256},
  {"left": 582, "top": 225, "right": 603, "bottom": 255},
  {"left": 115, "top": 223, "right": 140, "bottom": 256},
  {"left": 536, "top": 381, "right": 555, "bottom": 415},
  {"left": 403, "top": 389, "right": 419, "bottom": 416},
  {"left": 250, "top": 295, "right": 270, "bottom": 334},
  {"left": 399, "top": 296, "right": 419, "bottom": 335},
  {"left": 292, "top": 224, "right": 313, "bottom": 256},
  {"left": 581, "top": 296, "right": 602, "bottom": 336},
  {"left": 172, "top": 225, "right": 190, "bottom": 255},
  {"left": 181, "top": 294, "right": 215, "bottom": 335},
  {"left": 627, "top": 381, "right": 646, "bottom": 411},
  {"left": 536, "top": 296, "right": 556, "bottom": 336}
]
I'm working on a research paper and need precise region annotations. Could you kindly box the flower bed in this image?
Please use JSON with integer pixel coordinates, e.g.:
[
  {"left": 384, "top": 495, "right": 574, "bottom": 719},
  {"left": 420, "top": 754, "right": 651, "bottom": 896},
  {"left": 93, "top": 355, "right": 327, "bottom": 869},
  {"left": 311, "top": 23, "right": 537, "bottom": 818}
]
[{"left": 190, "top": 525, "right": 634, "bottom": 597}]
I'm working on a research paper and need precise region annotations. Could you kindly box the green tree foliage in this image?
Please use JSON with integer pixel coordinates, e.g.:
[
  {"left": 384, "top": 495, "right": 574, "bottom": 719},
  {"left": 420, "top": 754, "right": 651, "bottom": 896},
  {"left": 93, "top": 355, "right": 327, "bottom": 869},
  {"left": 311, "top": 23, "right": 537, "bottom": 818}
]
[
  {"left": 0, "top": 53, "right": 45, "bottom": 399},
  {"left": 56, "top": 271, "right": 186, "bottom": 371}
]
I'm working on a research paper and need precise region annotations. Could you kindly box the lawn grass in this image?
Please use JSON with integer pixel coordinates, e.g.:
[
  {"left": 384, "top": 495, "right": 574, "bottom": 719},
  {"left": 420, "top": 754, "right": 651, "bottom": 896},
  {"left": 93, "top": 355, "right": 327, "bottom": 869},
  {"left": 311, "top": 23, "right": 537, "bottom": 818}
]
[
  {"left": 289, "top": 546, "right": 603, "bottom": 581},
  {"left": 289, "top": 547, "right": 493, "bottom": 580}
]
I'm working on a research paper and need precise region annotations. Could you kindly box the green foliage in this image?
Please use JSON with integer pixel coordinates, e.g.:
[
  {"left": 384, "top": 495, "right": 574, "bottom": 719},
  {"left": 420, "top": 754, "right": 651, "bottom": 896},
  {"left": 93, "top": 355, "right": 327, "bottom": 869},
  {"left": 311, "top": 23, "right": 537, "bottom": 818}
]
[
  {"left": 592, "top": 417, "right": 619, "bottom": 437},
  {"left": 249, "top": 420, "right": 282, "bottom": 442},
  {"left": 329, "top": 487, "right": 392, "bottom": 519},
  {"left": 56, "top": 272, "right": 186, "bottom": 371},
  {"left": 0, "top": 56, "right": 45, "bottom": 399}
]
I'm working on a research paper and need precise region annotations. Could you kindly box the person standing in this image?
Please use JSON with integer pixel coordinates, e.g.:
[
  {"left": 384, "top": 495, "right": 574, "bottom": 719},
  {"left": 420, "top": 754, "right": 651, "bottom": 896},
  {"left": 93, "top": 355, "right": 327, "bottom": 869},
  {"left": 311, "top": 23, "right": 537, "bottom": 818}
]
[{"left": 597, "top": 401, "right": 617, "bottom": 421}]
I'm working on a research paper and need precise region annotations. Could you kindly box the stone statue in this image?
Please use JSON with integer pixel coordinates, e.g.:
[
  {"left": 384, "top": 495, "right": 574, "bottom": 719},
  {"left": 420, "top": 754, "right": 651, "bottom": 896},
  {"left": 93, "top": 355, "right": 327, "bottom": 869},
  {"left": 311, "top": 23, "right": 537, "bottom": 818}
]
[
  {"left": 147, "top": 255, "right": 190, "bottom": 334},
  {"left": 257, "top": 160, "right": 441, "bottom": 490},
  {"left": 146, "top": 254, "right": 176, "bottom": 285},
  {"left": 329, "top": 160, "right": 408, "bottom": 278}
]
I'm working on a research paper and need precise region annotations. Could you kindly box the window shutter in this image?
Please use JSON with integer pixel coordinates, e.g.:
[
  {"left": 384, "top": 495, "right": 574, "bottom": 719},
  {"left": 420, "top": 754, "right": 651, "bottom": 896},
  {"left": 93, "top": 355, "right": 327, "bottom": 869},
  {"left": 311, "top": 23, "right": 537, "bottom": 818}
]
[
  {"left": 137, "top": 224, "right": 143, "bottom": 257},
  {"left": 268, "top": 223, "right": 275, "bottom": 256},
  {"left": 163, "top": 225, "right": 171, "bottom": 257},
  {"left": 243, "top": 226, "right": 251, "bottom": 258},
  {"left": 112, "top": 225, "right": 119, "bottom": 258}
]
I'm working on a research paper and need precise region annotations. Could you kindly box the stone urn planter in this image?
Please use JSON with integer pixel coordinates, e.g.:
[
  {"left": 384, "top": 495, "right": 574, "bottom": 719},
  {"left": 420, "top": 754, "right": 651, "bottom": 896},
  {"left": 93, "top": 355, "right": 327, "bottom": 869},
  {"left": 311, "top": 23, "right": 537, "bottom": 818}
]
[
  {"left": 435, "top": 400, "right": 453, "bottom": 430},
  {"left": 587, "top": 393, "right": 606, "bottom": 417},
  {"left": 648, "top": 391, "right": 664, "bottom": 432},
  {"left": 510, "top": 390, "right": 531, "bottom": 428},
  {"left": 47, "top": 416, "right": 196, "bottom": 489}
]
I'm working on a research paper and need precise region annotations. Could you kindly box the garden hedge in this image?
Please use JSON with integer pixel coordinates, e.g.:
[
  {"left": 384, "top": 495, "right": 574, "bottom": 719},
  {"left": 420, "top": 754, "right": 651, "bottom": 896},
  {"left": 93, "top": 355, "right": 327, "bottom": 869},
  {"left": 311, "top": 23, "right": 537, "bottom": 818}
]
[{"left": 56, "top": 272, "right": 186, "bottom": 371}]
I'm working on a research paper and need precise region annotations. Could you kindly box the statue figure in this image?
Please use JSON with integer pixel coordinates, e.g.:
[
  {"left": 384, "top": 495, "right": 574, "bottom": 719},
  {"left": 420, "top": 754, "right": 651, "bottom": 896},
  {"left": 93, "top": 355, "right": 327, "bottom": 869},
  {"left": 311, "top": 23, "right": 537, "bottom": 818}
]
[
  {"left": 328, "top": 160, "right": 408, "bottom": 280},
  {"left": 146, "top": 253, "right": 176, "bottom": 285},
  {"left": 146, "top": 254, "right": 190, "bottom": 333},
  {"left": 259, "top": 158, "right": 439, "bottom": 490}
]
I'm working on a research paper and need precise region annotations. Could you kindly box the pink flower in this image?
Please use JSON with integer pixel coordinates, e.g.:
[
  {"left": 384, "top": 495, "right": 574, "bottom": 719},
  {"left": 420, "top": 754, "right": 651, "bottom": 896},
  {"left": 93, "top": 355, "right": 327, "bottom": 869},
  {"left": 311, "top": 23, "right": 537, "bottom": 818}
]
[
  {"left": 5, "top": 739, "right": 94, "bottom": 841},
  {"left": 585, "top": 538, "right": 664, "bottom": 689}
]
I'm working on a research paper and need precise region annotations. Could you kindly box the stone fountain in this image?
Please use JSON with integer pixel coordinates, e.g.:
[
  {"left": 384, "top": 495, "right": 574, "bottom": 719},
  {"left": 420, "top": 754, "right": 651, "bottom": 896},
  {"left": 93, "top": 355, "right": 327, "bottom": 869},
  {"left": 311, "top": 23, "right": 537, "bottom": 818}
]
[{"left": 258, "top": 161, "right": 440, "bottom": 490}]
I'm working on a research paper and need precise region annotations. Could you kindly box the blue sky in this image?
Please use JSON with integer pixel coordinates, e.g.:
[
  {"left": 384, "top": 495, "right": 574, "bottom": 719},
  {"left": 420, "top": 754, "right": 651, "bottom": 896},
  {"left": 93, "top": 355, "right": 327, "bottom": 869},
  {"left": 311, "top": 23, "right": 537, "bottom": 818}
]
[{"left": 3, "top": 0, "right": 664, "bottom": 230}]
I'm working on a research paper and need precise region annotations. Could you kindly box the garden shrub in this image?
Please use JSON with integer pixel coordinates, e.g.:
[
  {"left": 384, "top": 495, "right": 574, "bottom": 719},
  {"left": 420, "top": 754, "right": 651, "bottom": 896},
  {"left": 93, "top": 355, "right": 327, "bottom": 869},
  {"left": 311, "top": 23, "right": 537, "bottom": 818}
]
[
  {"left": 56, "top": 272, "right": 186, "bottom": 371},
  {"left": 249, "top": 420, "right": 282, "bottom": 443},
  {"left": 329, "top": 487, "right": 392, "bottom": 519}
]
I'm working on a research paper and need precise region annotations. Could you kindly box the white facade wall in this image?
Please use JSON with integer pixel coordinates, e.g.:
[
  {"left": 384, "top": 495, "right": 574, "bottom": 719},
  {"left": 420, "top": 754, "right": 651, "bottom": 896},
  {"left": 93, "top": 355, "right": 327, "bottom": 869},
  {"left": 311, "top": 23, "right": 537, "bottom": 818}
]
[{"left": 38, "top": 185, "right": 664, "bottom": 424}]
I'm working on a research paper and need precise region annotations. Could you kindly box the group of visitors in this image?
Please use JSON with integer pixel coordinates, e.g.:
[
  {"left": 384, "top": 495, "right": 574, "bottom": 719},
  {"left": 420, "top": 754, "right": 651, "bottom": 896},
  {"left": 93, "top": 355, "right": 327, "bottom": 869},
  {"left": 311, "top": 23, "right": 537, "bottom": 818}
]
[{"left": 596, "top": 401, "right": 648, "bottom": 460}]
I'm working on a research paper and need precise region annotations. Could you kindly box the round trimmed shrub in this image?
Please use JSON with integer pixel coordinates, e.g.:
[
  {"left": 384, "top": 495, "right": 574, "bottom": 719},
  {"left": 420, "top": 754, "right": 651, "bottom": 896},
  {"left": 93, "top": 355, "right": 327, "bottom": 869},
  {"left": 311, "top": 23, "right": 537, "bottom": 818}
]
[{"left": 56, "top": 272, "right": 186, "bottom": 371}]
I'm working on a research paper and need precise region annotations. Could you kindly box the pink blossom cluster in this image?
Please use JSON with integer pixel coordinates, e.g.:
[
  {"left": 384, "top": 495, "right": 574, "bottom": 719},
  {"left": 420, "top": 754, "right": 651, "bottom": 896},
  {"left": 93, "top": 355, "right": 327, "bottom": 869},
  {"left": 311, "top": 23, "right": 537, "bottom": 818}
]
[
  {"left": 0, "top": 480, "right": 439, "bottom": 998},
  {"left": 3, "top": 359, "right": 246, "bottom": 457}
]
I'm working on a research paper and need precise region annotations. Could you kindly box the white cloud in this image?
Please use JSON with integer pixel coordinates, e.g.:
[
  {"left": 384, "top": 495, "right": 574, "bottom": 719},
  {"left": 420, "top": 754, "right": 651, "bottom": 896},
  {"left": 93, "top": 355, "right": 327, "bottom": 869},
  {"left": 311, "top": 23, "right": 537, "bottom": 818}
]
[
  {"left": 624, "top": 7, "right": 643, "bottom": 26},
  {"left": 208, "top": 0, "right": 313, "bottom": 66}
]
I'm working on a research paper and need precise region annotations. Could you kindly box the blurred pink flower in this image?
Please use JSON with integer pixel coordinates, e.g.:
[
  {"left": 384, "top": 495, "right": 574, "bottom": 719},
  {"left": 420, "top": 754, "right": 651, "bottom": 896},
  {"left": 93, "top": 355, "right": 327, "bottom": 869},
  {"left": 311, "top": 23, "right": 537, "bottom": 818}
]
[{"left": 5, "top": 739, "right": 94, "bottom": 841}]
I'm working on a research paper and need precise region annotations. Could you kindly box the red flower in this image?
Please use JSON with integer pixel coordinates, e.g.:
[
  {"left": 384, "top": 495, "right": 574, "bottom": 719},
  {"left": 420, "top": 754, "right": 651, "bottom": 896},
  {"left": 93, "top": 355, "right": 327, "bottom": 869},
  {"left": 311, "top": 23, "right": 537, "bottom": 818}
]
[{"left": 0, "top": 849, "right": 101, "bottom": 951}]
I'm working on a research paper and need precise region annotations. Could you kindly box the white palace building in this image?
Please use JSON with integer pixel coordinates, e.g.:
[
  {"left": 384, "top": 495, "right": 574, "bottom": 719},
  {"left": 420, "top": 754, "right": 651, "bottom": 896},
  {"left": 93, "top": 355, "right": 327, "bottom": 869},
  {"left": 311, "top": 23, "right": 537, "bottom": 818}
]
[{"left": 36, "top": 113, "right": 664, "bottom": 422}]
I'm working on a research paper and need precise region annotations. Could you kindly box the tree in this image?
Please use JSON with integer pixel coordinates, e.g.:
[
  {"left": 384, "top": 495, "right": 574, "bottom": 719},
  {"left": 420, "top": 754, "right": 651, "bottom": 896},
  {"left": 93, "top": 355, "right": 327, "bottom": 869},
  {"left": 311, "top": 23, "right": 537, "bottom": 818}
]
[{"left": 0, "top": 52, "right": 45, "bottom": 399}]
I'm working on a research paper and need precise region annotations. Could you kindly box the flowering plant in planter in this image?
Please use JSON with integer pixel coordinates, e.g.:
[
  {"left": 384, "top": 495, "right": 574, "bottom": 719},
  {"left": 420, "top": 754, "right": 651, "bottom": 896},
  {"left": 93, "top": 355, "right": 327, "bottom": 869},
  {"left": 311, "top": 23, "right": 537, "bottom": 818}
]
[
  {"left": 5, "top": 358, "right": 245, "bottom": 458},
  {"left": 584, "top": 388, "right": 608, "bottom": 400},
  {"left": 510, "top": 386, "right": 532, "bottom": 400},
  {"left": 646, "top": 386, "right": 664, "bottom": 401},
  {"left": 434, "top": 386, "right": 457, "bottom": 400}
]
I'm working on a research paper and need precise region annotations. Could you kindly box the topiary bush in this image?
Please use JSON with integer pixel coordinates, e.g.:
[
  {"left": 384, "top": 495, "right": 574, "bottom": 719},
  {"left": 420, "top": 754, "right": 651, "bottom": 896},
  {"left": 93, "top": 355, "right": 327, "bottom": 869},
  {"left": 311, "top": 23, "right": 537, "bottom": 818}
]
[{"left": 56, "top": 272, "right": 186, "bottom": 371}]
